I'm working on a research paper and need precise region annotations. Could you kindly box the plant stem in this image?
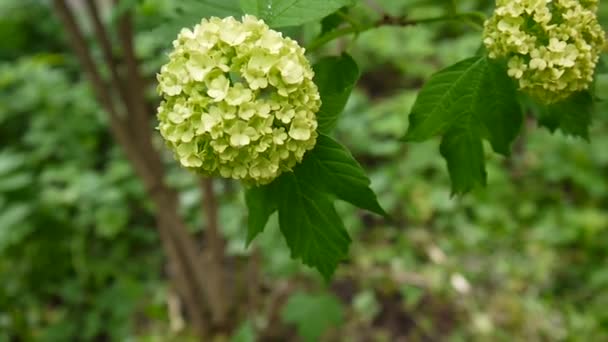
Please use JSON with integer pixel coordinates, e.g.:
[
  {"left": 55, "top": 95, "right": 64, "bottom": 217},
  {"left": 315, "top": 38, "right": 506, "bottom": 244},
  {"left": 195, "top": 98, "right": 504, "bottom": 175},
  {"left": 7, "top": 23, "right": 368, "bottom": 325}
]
[
  {"left": 200, "top": 178, "right": 230, "bottom": 327},
  {"left": 306, "top": 11, "right": 486, "bottom": 53}
]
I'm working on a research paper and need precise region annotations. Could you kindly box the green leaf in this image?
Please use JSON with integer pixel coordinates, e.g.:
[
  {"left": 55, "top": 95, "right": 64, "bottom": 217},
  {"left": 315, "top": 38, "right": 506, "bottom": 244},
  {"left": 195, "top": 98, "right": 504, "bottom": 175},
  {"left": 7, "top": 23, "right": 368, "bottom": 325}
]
[
  {"left": 244, "top": 185, "right": 277, "bottom": 245},
  {"left": 240, "top": 0, "right": 353, "bottom": 27},
  {"left": 0, "top": 151, "right": 25, "bottom": 176},
  {"left": 178, "top": 0, "right": 243, "bottom": 18},
  {"left": 0, "top": 204, "right": 32, "bottom": 253},
  {"left": 404, "top": 56, "right": 522, "bottom": 193},
  {"left": 313, "top": 54, "right": 360, "bottom": 134},
  {"left": 157, "top": 0, "right": 243, "bottom": 43},
  {"left": 275, "top": 173, "right": 351, "bottom": 280},
  {"left": 405, "top": 57, "right": 486, "bottom": 141},
  {"left": 476, "top": 58, "right": 523, "bottom": 156},
  {"left": 538, "top": 92, "right": 593, "bottom": 141},
  {"left": 320, "top": 10, "right": 345, "bottom": 35},
  {"left": 440, "top": 122, "right": 486, "bottom": 194},
  {"left": 231, "top": 320, "right": 256, "bottom": 342},
  {"left": 299, "top": 134, "right": 387, "bottom": 217},
  {"left": 281, "top": 292, "right": 345, "bottom": 342},
  {"left": 244, "top": 135, "right": 385, "bottom": 278}
]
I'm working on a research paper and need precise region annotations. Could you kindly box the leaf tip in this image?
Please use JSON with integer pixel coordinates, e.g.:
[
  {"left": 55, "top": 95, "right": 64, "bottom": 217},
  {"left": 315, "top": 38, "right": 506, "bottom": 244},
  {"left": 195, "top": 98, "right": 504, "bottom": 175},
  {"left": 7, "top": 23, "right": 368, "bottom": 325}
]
[{"left": 245, "top": 231, "right": 257, "bottom": 248}]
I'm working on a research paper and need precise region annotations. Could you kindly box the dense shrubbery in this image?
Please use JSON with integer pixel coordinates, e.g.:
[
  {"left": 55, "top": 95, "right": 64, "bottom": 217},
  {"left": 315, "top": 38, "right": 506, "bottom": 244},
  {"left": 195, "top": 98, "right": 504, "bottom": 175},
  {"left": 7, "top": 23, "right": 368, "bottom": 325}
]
[{"left": 1, "top": 0, "right": 608, "bottom": 340}]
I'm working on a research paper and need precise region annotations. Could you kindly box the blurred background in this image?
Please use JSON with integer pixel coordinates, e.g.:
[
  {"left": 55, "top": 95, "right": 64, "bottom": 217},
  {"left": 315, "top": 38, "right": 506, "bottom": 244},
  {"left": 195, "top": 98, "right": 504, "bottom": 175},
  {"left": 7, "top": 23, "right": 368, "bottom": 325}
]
[{"left": 1, "top": 0, "right": 608, "bottom": 340}]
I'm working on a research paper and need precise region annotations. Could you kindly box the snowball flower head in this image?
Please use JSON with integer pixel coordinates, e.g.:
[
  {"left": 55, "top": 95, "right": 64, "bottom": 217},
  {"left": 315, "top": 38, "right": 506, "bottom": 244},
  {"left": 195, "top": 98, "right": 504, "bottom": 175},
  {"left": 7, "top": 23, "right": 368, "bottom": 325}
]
[
  {"left": 483, "top": 0, "right": 605, "bottom": 103},
  {"left": 157, "top": 16, "right": 320, "bottom": 185}
]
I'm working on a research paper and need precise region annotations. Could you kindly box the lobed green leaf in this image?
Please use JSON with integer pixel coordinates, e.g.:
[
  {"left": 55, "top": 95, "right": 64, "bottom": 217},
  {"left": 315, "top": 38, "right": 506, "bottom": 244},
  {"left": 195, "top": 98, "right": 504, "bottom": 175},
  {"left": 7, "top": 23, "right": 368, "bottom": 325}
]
[
  {"left": 245, "top": 135, "right": 386, "bottom": 279},
  {"left": 244, "top": 185, "right": 277, "bottom": 245},
  {"left": 275, "top": 172, "right": 351, "bottom": 281},
  {"left": 298, "top": 134, "right": 387, "bottom": 217},
  {"left": 404, "top": 56, "right": 522, "bottom": 194},
  {"left": 313, "top": 54, "right": 360, "bottom": 134},
  {"left": 239, "top": 0, "right": 353, "bottom": 27},
  {"left": 537, "top": 92, "right": 593, "bottom": 141}
]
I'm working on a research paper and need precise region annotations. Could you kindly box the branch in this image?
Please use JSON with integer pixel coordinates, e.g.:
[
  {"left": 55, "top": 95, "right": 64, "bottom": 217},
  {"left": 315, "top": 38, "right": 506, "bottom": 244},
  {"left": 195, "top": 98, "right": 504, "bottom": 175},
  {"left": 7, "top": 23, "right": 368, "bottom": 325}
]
[
  {"left": 52, "top": 0, "right": 121, "bottom": 123},
  {"left": 83, "top": 0, "right": 129, "bottom": 113},
  {"left": 158, "top": 218, "right": 209, "bottom": 336},
  {"left": 112, "top": 0, "right": 165, "bottom": 175},
  {"left": 306, "top": 12, "right": 485, "bottom": 52},
  {"left": 201, "top": 179, "right": 220, "bottom": 250},
  {"left": 53, "top": 1, "right": 216, "bottom": 334},
  {"left": 114, "top": 1, "right": 150, "bottom": 131},
  {"left": 53, "top": 0, "right": 165, "bottom": 191},
  {"left": 199, "top": 178, "right": 230, "bottom": 326}
]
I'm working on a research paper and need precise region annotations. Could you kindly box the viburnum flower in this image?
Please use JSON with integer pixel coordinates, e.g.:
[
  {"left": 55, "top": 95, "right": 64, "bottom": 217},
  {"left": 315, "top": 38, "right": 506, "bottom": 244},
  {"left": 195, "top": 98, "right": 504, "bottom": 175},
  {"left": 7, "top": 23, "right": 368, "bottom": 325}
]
[
  {"left": 157, "top": 16, "right": 320, "bottom": 185},
  {"left": 483, "top": 0, "right": 605, "bottom": 103}
]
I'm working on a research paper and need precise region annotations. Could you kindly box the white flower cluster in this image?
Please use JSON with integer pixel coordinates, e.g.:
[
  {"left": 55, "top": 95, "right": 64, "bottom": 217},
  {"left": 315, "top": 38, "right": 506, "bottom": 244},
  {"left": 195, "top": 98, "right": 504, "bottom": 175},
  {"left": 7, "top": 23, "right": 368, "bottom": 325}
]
[
  {"left": 157, "top": 16, "right": 320, "bottom": 185},
  {"left": 483, "top": 0, "right": 605, "bottom": 103}
]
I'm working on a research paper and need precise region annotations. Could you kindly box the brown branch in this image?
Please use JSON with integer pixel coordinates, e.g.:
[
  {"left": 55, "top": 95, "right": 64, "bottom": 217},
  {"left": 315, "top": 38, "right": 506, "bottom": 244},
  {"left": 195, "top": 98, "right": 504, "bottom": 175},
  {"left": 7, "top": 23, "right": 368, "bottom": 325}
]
[
  {"left": 83, "top": 0, "right": 130, "bottom": 114},
  {"left": 202, "top": 179, "right": 220, "bottom": 253},
  {"left": 53, "top": 1, "right": 214, "bottom": 334},
  {"left": 51, "top": 0, "right": 148, "bottom": 183},
  {"left": 260, "top": 280, "right": 297, "bottom": 340},
  {"left": 200, "top": 178, "right": 230, "bottom": 326},
  {"left": 52, "top": 0, "right": 122, "bottom": 123},
  {"left": 108, "top": 4, "right": 224, "bottom": 330},
  {"left": 158, "top": 216, "right": 209, "bottom": 336},
  {"left": 112, "top": 1, "right": 166, "bottom": 176},
  {"left": 114, "top": 3, "right": 150, "bottom": 132}
]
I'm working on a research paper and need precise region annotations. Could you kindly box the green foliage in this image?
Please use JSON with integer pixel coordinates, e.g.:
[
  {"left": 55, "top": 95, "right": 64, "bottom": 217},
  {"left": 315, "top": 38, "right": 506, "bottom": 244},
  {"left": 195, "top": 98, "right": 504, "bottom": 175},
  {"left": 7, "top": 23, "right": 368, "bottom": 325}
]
[
  {"left": 274, "top": 172, "right": 351, "bottom": 280},
  {"left": 241, "top": 51, "right": 382, "bottom": 279},
  {"left": 110, "top": 0, "right": 140, "bottom": 22},
  {"left": 0, "top": 0, "right": 63, "bottom": 59},
  {"left": 231, "top": 320, "right": 256, "bottom": 342},
  {"left": 178, "top": 0, "right": 243, "bottom": 18},
  {"left": 4, "top": 0, "right": 608, "bottom": 340},
  {"left": 313, "top": 54, "right": 360, "bottom": 133},
  {"left": 245, "top": 183, "right": 277, "bottom": 245},
  {"left": 246, "top": 134, "right": 385, "bottom": 279},
  {"left": 405, "top": 56, "right": 523, "bottom": 193},
  {"left": 537, "top": 91, "right": 594, "bottom": 141},
  {"left": 240, "top": 0, "right": 353, "bottom": 27},
  {"left": 298, "top": 135, "right": 386, "bottom": 217},
  {"left": 0, "top": 3, "right": 169, "bottom": 340},
  {"left": 154, "top": 0, "right": 244, "bottom": 42},
  {"left": 281, "top": 292, "right": 345, "bottom": 341}
]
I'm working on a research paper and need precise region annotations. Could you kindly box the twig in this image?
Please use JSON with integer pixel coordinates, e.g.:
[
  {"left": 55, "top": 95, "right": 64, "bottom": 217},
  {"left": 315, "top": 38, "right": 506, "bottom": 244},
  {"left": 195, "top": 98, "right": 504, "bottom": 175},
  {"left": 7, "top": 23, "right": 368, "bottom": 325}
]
[
  {"left": 114, "top": 1, "right": 148, "bottom": 125},
  {"left": 52, "top": 0, "right": 122, "bottom": 123},
  {"left": 306, "top": 12, "right": 485, "bottom": 52},
  {"left": 51, "top": 0, "right": 152, "bottom": 183},
  {"left": 83, "top": 0, "right": 129, "bottom": 113}
]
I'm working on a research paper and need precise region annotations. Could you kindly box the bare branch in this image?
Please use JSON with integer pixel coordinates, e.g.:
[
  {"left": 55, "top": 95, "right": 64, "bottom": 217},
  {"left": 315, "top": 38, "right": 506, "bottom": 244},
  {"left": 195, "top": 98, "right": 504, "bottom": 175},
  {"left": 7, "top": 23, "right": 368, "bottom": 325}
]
[
  {"left": 52, "top": 0, "right": 122, "bottom": 122},
  {"left": 52, "top": 0, "right": 149, "bottom": 180},
  {"left": 83, "top": 0, "right": 131, "bottom": 116},
  {"left": 114, "top": 2, "right": 149, "bottom": 128},
  {"left": 53, "top": 0, "right": 164, "bottom": 198},
  {"left": 54, "top": 1, "right": 216, "bottom": 335},
  {"left": 200, "top": 178, "right": 230, "bottom": 326}
]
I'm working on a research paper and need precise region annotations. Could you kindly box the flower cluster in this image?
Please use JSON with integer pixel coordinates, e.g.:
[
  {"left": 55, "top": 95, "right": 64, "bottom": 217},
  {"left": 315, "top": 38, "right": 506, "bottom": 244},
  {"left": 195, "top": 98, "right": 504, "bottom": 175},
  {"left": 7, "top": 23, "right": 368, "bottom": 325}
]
[
  {"left": 157, "top": 16, "right": 320, "bottom": 185},
  {"left": 483, "top": 0, "right": 605, "bottom": 103}
]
